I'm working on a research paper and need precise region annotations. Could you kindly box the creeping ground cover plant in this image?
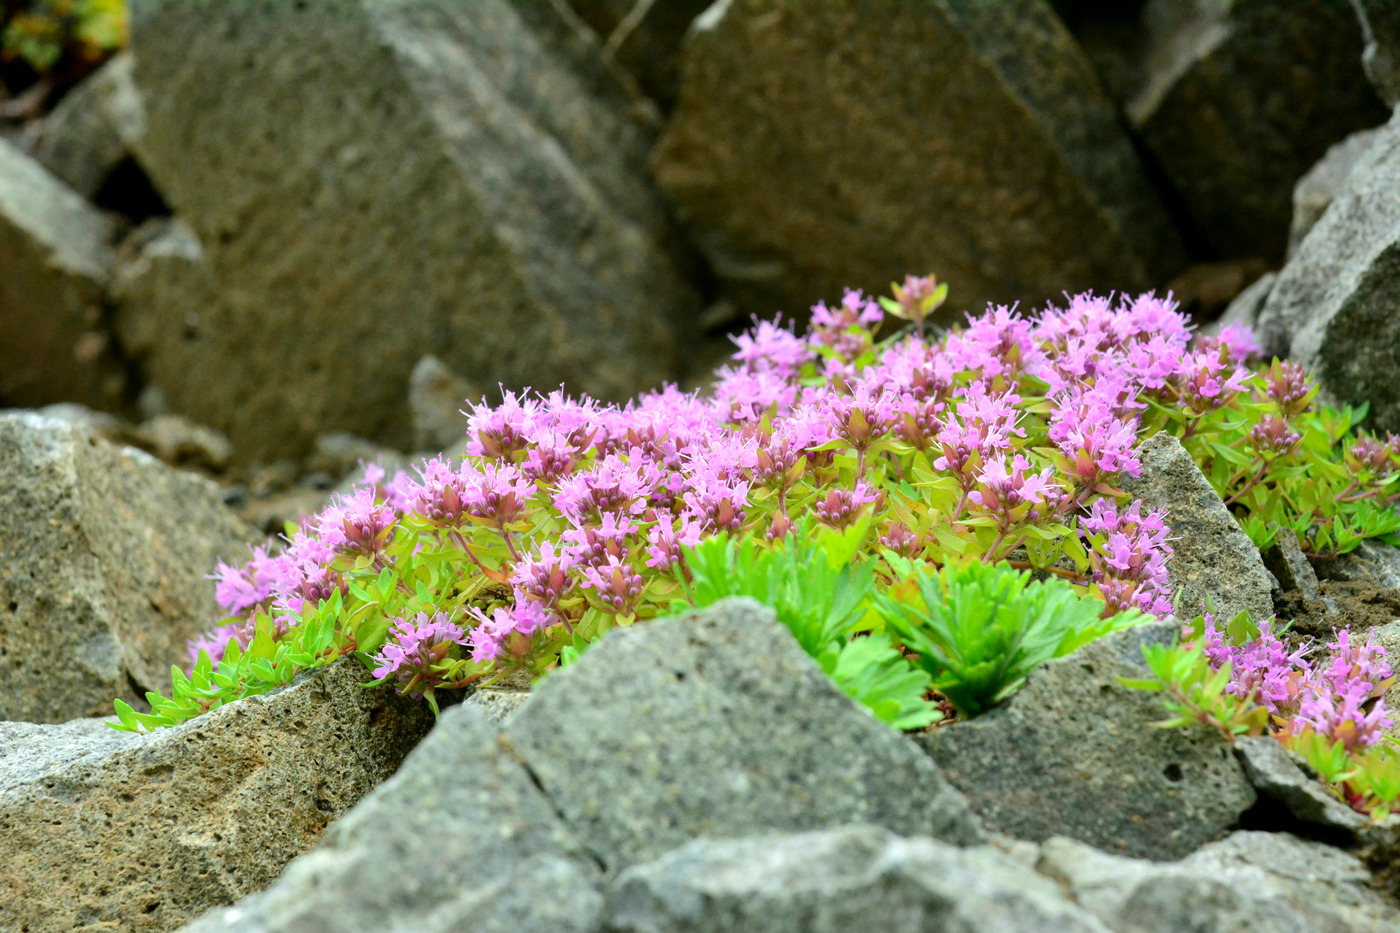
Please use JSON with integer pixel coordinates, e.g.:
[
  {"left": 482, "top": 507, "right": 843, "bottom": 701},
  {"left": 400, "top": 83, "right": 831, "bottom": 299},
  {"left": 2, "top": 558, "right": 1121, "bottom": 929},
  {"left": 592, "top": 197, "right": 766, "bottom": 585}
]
[{"left": 114, "top": 275, "right": 1400, "bottom": 812}]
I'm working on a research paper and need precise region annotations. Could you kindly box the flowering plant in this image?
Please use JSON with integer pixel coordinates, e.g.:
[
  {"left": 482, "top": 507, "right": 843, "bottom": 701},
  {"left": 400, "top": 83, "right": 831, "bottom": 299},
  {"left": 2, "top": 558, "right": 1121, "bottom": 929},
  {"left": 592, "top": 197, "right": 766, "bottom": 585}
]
[{"left": 113, "top": 277, "right": 1400, "bottom": 733}]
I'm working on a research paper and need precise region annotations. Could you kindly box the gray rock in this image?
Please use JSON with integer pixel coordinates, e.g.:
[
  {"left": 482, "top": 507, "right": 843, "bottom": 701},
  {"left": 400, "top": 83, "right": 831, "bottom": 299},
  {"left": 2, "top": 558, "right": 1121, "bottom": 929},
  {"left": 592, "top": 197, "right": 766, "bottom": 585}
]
[
  {"left": 120, "top": 0, "right": 699, "bottom": 463},
  {"left": 35, "top": 400, "right": 134, "bottom": 443},
  {"left": 507, "top": 598, "right": 982, "bottom": 873},
  {"left": 407, "top": 355, "right": 477, "bottom": 454},
  {"left": 1312, "top": 539, "right": 1400, "bottom": 591},
  {"left": 1039, "top": 830, "right": 1400, "bottom": 932},
  {"left": 462, "top": 684, "right": 532, "bottom": 726},
  {"left": 918, "top": 622, "right": 1257, "bottom": 859},
  {"left": 568, "top": 0, "right": 713, "bottom": 109},
  {"left": 1210, "top": 270, "right": 1276, "bottom": 335},
  {"left": 179, "top": 702, "right": 603, "bottom": 933},
  {"left": 1355, "top": 815, "right": 1400, "bottom": 902},
  {"left": 309, "top": 432, "right": 410, "bottom": 485},
  {"left": 0, "top": 412, "right": 255, "bottom": 722},
  {"left": 1233, "top": 735, "right": 1368, "bottom": 835},
  {"left": 1290, "top": 125, "right": 1385, "bottom": 259},
  {"left": 1262, "top": 525, "right": 1321, "bottom": 602},
  {"left": 0, "top": 136, "right": 126, "bottom": 412},
  {"left": 1354, "top": 0, "right": 1400, "bottom": 106},
  {"left": 653, "top": 0, "right": 1182, "bottom": 323},
  {"left": 0, "top": 660, "right": 434, "bottom": 933},
  {"left": 135, "top": 413, "right": 234, "bottom": 473},
  {"left": 1120, "top": 0, "right": 1386, "bottom": 261},
  {"left": 1121, "top": 432, "right": 1275, "bottom": 623},
  {"left": 606, "top": 824, "right": 1111, "bottom": 933},
  {"left": 27, "top": 52, "right": 145, "bottom": 199},
  {"left": 1254, "top": 111, "right": 1400, "bottom": 432}
]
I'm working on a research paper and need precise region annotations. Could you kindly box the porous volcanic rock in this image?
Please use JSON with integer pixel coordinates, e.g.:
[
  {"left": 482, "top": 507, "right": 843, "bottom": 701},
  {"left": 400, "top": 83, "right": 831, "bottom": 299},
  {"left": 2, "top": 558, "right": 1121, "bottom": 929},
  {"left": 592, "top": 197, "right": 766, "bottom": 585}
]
[
  {"left": 0, "top": 660, "right": 434, "bottom": 933},
  {"left": 1107, "top": 0, "right": 1386, "bottom": 261},
  {"left": 1121, "top": 431, "right": 1276, "bottom": 623},
  {"left": 1254, "top": 111, "right": 1400, "bottom": 431},
  {"left": 506, "top": 598, "right": 983, "bottom": 872},
  {"left": 177, "top": 701, "right": 602, "bottom": 933},
  {"left": 653, "top": 0, "right": 1182, "bottom": 322},
  {"left": 0, "top": 412, "right": 255, "bottom": 722},
  {"left": 119, "top": 0, "right": 700, "bottom": 461},
  {"left": 918, "top": 622, "right": 1257, "bottom": 860},
  {"left": 0, "top": 137, "right": 125, "bottom": 411}
]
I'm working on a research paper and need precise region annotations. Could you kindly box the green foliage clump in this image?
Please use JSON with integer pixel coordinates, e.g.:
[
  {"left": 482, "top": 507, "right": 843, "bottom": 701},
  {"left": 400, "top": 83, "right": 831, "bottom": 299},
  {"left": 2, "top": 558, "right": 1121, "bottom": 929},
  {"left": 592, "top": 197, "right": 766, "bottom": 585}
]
[
  {"left": 2, "top": 0, "right": 125, "bottom": 75},
  {"left": 876, "top": 557, "right": 1145, "bottom": 717}
]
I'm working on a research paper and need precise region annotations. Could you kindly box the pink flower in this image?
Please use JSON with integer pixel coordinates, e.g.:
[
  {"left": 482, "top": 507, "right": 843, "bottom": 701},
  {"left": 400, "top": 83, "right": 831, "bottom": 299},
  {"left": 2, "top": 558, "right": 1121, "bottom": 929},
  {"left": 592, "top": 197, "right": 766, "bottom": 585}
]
[{"left": 371, "top": 611, "right": 468, "bottom": 693}]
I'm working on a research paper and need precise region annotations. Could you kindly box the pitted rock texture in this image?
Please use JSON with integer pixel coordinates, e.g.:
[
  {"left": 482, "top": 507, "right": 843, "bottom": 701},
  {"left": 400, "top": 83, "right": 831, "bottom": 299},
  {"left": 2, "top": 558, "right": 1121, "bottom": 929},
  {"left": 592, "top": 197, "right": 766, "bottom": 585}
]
[
  {"left": 1120, "top": 431, "right": 1275, "bottom": 623},
  {"left": 0, "top": 412, "right": 255, "bottom": 722},
  {"left": 506, "top": 597, "right": 983, "bottom": 872},
  {"left": 653, "top": 0, "right": 1181, "bottom": 323},
  {"left": 0, "top": 659, "right": 434, "bottom": 933},
  {"left": 178, "top": 701, "right": 601, "bottom": 933},
  {"left": 918, "top": 622, "right": 1257, "bottom": 860},
  {"left": 120, "top": 0, "right": 700, "bottom": 461},
  {"left": 0, "top": 137, "right": 125, "bottom": 412},
  {"left": 1290, "top": 125, "right": 1385, "bottom": 258}
]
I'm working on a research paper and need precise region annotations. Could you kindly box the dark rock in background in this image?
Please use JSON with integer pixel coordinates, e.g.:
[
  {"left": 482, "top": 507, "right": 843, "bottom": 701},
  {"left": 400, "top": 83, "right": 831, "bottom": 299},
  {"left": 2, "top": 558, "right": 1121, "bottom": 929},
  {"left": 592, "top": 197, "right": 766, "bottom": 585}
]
[
  {"left": 1075, "top": 0, "right": 1386, "bottom": 264},
  {"left": 1254, "top": 111, "right": 1400, "bottom": 432},
  {"left": 407, "top": 355, "right": 477, "bottom": 454},
  {"left": 506, "top": 598, "right": 982, "bottom": 872},
  {"left": 1353, "top": 0, "right": 1400, "bottom": 106},
  {"left": 568, "top": 0, "right": 714, "bottom": 110},
  {"left": 0, "top": 412, "right": 255, "bottom": 722},
  {"left": 117, "top": 0, "right": 701, "bottom": 463},
  {"left": 653, "top": 0, "right": 1183, "bottom": 323},
  {"left": 1121, "top": 432, "right": 1276, "bottom": 623},
  {"left": 0, "top": 660, "right": 434, "bottom": 933},
  {"left": 918, "top": 622, "right": 1257, "bottom": 860},
  {"left": 0, "top": 137, "right": 127, "bottom": 412},
  {"left": 179, "top": 702, "right": 604, "bottom": 933}
]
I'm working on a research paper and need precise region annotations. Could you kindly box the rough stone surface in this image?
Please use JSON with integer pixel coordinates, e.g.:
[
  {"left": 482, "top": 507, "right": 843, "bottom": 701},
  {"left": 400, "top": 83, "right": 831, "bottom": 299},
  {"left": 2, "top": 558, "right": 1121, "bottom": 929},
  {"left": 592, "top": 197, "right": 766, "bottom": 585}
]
[
  {"left": 0, "top": 136, "right": 126, "bottom": 411},
  {"left": 120, "top": 0, "right": 699, "bottom": 462},
  {"left": 134, "top": 414, "right": 234, "bottom": 473},
  {"left": 1233, "top": 735, "right": 1368, "bottom": 835},
  {"left": 653, "top": 0, "right": 1182, "bottom": 322},
  {"left": 606, "top": 824, "right": 1110, "bottom": 933},
  {"left": 0, "top": 412, "right": 255, "bottom": 722},
  {"left": 1261, "top": 525, "right": 1321, "bottom": 602},
  {"left": 1255, "top": 111, "right": 1400, "bottom": 433},
  {"left": 568, "top": 0, "right": 713, "bottom": 108},
  {"left": 1312, "top": 539, "right": 1400, "bottom": 590},
  {"left": 179, "top": 702, "right": 603, "bottom": 933},
  {"left": 0, "top": 660, "right": 435, "bottom": 933},
  {"left": 1354, "top": 0, "right": 1400, "bottom": 106},
  {"left": 408, "top": 355, "right": 477, "bottom": 454},
  {"left": 1210, "top": 270, "right": 1275, "bottom": 335},
  {"left": 507, "top": 598, "right": 983, "bottom": 873},
  {"left": 27, "top": 51, "right": 145, "bottom": 199},
  {"left": 1121, "top": 431, "right": 1275, "bottom": 623},
  {"left": 918, "top": 622, "right": 1257, "bottom": 860},
  {"left": 1039, "top": 830, "right": 1400, "bottom": 932},
  {"left": 1290, "top": 125, "right": 1385, "bottom": 258},
  {"left": 1118, "top": 0, "right": 1386, "bottom": 261}
]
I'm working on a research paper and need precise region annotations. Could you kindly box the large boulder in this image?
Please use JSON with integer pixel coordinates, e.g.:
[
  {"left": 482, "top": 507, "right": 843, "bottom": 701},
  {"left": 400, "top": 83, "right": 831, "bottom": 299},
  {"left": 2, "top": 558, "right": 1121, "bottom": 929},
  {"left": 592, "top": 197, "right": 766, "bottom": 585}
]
[
  {"left": 119, "top": 0, "right": 700, "bottom": 462},
  {"left": 652, "top": 0, "right": 1183, "bottom": 322},
  {"left": 0, "top": 660, "right": 434, "bottom": 933},
  {"left": 0, "top": 412, "right": 255, "bottom": 722},
  {"left": 0, "top": 137, "right": 126, "bottom": 412},
  {"left": 1103, "top": 0, "right": 1386, "bottom": 262},
  {"left": 506, "top": 598, "right": 983, "bottom": 872},
  {"left": 606, "top": 824, "right": 1110, "bottom": 933},
  {"left": 177, "top": 701, "right": 603, "bottom": 933},
  {"left": 1253, "top": 110, "right": 1400, "bottom": 431},
  {"left": 1121, "top": 432, "right": 1276, "bottom": 623},
  {"left": 917, "top": 622, "right": 1258, "bottom": 860},
  {"left": 1353, "top": 0, "right": 1400, "bottom": 107}
]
